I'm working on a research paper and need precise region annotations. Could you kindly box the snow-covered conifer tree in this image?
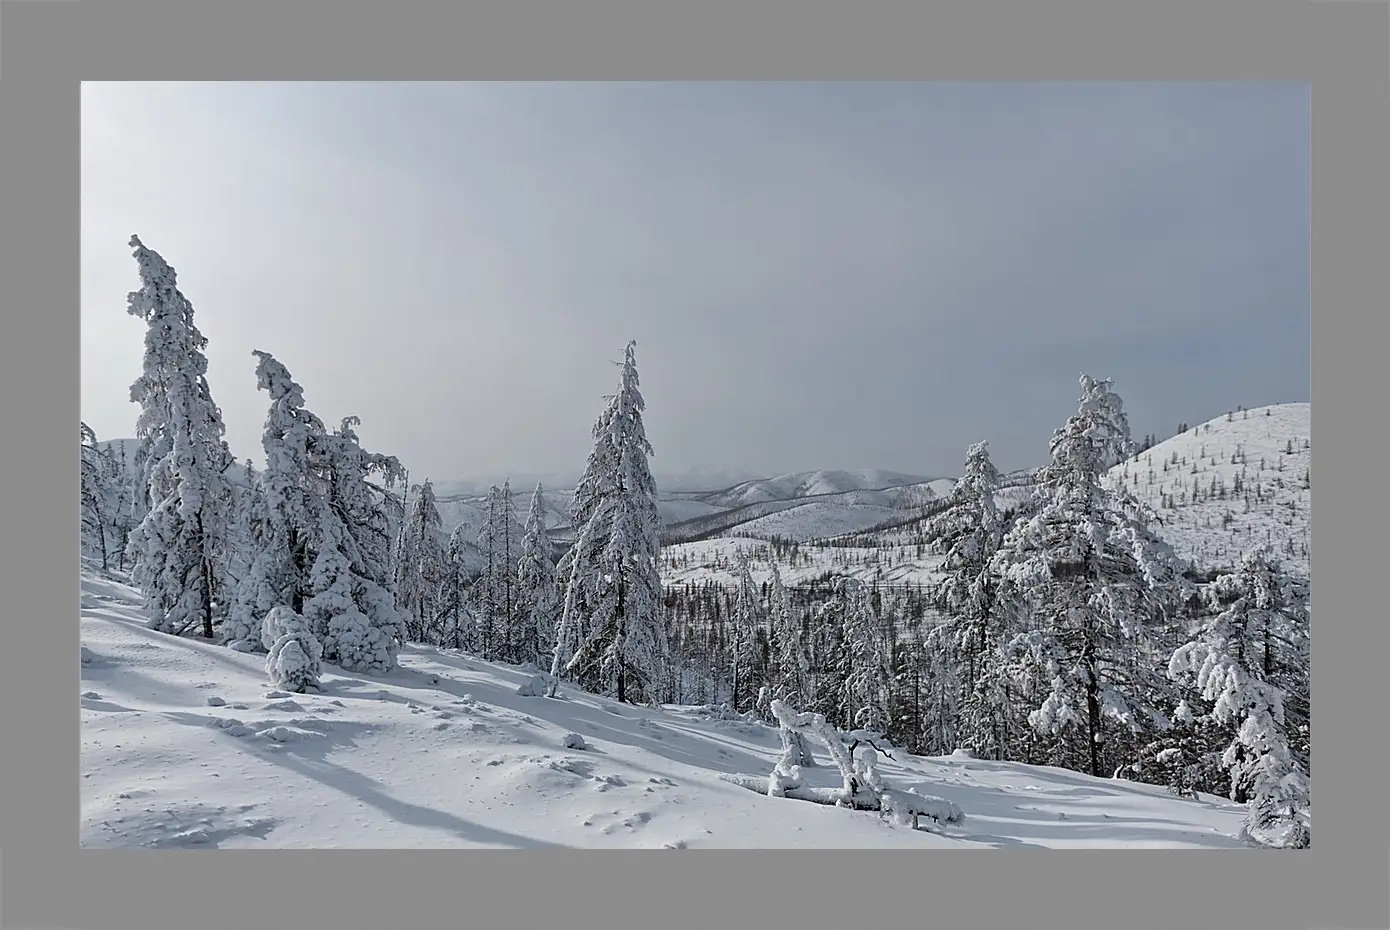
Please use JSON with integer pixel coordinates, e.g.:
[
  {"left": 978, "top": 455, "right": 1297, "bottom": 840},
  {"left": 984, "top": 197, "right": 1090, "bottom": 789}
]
[
  {"left": 80, "top": 423, "right": 115, "bottom": 571},
  {"left": 123, "top": 236, "right": 235, "bottom": 638},
  {"left": 928, "top": 441, "right": 1010, "bottom": 755},
  {"left": 438, "top": 526, "right": 477, "bottom": 652},
  {"left": 767, "top": 561, "right": 811, "bottom": 708},
  {"left": 554, "top": 341, "right": 667, "bottom": 703},
  {"left": 262, "top": 605, "right": 323, "bottom": 693},
  {"left": 992, "top": 374, "right": 1187, "bottom": 777},
  {"left": 475, "top": 483, "right": 521, "bottom": 660},
  {"left": 516, "top": 483, "right": 559, "bottom": 667},
  {"left": 840, "top": 578, "right": 893, "bottom": 734},
  {"left": 223, "top": 352, "right": 327, "bottom": 652},
  {"left": 1168, "top": 548, "right": 1310, "bottom": 847},
  {"left": 303, "top": 416, "right": 409, "bottom": 674},
  {"left": 396, "top": 479, "right": 445, "bottom": 643},
  {"left": 729, "top": 551, "right": 766, "bottom": 713}
]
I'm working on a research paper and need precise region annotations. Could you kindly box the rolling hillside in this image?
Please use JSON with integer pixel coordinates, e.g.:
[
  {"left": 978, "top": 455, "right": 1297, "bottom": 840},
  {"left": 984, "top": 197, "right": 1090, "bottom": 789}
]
[{"left": 1105, "top": 402, "right": 1310, "bottom": 577}]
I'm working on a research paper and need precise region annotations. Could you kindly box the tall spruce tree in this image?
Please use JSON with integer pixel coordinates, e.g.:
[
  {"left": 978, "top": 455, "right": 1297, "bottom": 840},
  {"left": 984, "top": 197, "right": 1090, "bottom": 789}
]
[
  {"left": 223, "top": 351, "right": 326, "bottom": 652},
  {"left": 396, "top": 479, "right": 446, "bottom": 643},
  {"left": 516, "top": 483, "right": 559, "bottom": 667},
  {"left": 930, "top": 441, "right": 1007, "bottom": 755},
  {"left": 992, "top": 374, "right": 1186, "bottom": 777},
  {"left": 552, "top": 341, "right": 667, "bottom": 703},
  {"left": 304, "top": 416, "right": 409, "bottom": 674},
  {"left": 123, "top": 236, "right": 235, "bottom": 638}
]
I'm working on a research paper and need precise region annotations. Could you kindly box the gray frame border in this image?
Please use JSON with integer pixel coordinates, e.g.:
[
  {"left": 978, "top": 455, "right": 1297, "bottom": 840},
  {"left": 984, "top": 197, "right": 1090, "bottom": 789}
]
[{"left": 3, "top": 2, "right": 1385, "bottom": 929}]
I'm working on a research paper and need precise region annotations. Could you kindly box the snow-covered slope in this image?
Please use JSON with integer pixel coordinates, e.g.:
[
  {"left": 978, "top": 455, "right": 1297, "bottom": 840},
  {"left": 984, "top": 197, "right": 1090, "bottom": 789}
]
[
  {"left": 1107, "top": 403, "right": 1310, "bottom": 577},
  {"left": 732, "top": 502, "right": 903, "bottom": 541},
  {"left": 80, "top": 569, "right": 1246, "bottom": 849}
]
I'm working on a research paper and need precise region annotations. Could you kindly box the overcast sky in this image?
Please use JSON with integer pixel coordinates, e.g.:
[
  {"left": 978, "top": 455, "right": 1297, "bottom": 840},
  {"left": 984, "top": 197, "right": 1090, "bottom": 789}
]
[{"left": 81, "top": 82, "right": 1309, "bottom": 487}]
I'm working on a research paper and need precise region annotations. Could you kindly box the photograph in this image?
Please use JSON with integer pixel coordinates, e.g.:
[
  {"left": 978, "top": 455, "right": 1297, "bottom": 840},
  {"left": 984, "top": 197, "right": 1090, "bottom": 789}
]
[{"left": 79, "top": 80, "right": 1311, "bottom": 851}]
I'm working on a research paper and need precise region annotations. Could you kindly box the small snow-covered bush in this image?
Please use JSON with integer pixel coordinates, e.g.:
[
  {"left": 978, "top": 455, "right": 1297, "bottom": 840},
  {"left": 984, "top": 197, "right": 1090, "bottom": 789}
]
[
  {"left": 262, "top": 606, "right": 323, "bottom": 694},
  {"left": 562, "top": 732, "right": 588, "bottom": 750},
  {"left": 516, "top": 674, "right": 549, "bottom": 697}
]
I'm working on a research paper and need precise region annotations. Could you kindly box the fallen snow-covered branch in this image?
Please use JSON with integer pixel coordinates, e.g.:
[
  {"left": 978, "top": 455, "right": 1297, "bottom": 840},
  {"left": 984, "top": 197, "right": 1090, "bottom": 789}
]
[{"left": 718, "top": 699, "right": 965, "bottom": 830}]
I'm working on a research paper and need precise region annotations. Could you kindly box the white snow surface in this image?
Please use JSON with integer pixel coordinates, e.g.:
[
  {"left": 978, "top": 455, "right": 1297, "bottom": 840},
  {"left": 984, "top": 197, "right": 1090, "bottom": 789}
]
[{"left": 81, "top": 569, "right": 1248, "bottom": 849}]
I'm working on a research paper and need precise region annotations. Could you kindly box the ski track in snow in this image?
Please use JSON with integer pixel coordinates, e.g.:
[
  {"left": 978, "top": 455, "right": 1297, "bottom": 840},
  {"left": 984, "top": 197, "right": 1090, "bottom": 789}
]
[{"left": 81, "top": 571, "right": 1248, "bottom": 850}]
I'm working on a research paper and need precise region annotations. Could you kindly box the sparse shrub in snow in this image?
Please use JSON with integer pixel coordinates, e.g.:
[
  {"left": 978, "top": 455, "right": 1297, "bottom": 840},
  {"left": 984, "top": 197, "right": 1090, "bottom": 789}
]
[{"left": 262, "top": 605, "right": 323, "bottom": 693}]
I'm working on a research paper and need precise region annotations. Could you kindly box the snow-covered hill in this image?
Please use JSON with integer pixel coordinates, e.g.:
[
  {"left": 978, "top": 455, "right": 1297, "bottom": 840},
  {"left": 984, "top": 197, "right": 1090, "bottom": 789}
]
[
  {"left": 697, "top": 469, "right": 937, "bottom": 509},
  {"left": 732, "top": 502, "right": 904, "bottom": 541},
  {"left": 80, "top": 569, "right": 1247, "bottom": 849},
  {"left": 1106, "top": 403, "right": 1310, "bottom": 577}
]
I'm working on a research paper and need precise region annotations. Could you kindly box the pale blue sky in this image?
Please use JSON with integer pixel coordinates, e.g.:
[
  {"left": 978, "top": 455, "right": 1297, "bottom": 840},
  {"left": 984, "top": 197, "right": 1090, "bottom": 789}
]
[{"left": 81, "top": 82, "right": 1309, "bottom": 486}]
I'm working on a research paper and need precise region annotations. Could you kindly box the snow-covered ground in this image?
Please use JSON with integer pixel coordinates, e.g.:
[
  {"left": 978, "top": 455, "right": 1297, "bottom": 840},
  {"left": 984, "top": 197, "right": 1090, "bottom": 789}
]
[
  {"left": 1106, "top": 403, "right": 1310, "bottom": 577},
  {"left": 81, "top": 569, "right": 1249, "bottom": 849}
]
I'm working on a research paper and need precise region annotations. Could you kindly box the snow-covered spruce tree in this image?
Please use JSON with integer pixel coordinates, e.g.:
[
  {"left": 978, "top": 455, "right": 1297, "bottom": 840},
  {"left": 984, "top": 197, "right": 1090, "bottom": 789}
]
[
  {"left": 438, "top": 525, "right": 477, "bottom": 652},
  {"left": 553, "top": 341, "right": 667, "bottom": 703},
  {"left": 303, "top": 416, "right": 409, "bottom": 675},
  {"left": 475, "top": 483, "right": 521, "bottom": 660},
  {"left": 992, "top": 374, "right": 1187, "bottom": 777},
  {"left": 262, "top": 605, "right": 323, "bottom": 693},
  {"left": 767, "top": 561, "right": 811, "bottom": 709},
  {"left": 396, "top": 479, "right": 446, "bottom": 644},
  {"left": 123, "top": 236, "right": 236, "bottom": 639},
  {"left": 222, "top": 352, "right": 329, "bottom": 652},
  {"left": 1168, "top": 548, "right": 1310, "bottom": 847},
  {"left": 928, "top": 440, "right": 1008, "bottom": 755},
  {"left": 839, "top": 579, "right": 894, "bottom": 735},
  {"left": 729, "top": 551, "right": 766, "bottom": 713},
  {"left": 222, "top": 460, "right": 259, "bottom": 614},
  {"left": 516, "top": 483, "right": 559, "bottom": 668}
]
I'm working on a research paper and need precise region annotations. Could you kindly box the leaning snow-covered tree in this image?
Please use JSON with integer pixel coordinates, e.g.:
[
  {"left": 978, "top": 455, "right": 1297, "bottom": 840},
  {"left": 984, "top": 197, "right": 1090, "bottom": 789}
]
[
  {"left": 516, "top": 483, "right": 559, "bottom": 667},
  {"left": 123, "top": 235, "right": 236, "bottom": 639},
  {"left": 80, "top": 422, "right": 116, "bottom": 571},
  {"left": 992, "top": 374, "right": 1188, "bottom": 778},
  {"left": 552, "top": 341, "right": 668, "bottom": 703},
  {"left": 1168, "top": 547, "right": 1310, "bottom": 848},
  {"left": 223, "top": 351, "right": 329, "bottom": 652}
]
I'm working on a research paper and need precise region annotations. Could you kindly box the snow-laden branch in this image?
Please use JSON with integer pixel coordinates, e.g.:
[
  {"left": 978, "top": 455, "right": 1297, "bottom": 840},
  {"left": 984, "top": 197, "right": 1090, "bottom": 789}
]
[{"left": 720, "top": 699, "right": 964, "bottom": 831}]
